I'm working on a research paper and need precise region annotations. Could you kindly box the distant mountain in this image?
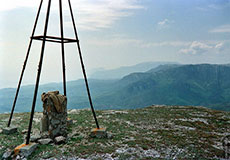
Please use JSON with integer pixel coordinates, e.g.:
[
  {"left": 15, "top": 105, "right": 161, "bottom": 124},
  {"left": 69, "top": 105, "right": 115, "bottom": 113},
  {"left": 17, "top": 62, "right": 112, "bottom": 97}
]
[
  {"left": 0, "top": 79, "right": 117, "bottom": 113},
  {"left": 95, "top": 64, "right": 230, "bottom": 111},
  {"left": 1, "top": 63, "right": 230, "bottom": 113},
  {"left": 89, "top": 61, "right": 178, "bottom": 79}
]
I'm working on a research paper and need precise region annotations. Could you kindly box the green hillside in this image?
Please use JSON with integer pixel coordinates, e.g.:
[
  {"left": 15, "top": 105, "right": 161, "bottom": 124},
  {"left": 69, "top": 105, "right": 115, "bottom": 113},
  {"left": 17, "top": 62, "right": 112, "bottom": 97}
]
[
  {"left": 96, "top": 64, "right": 230, "bottom": 110},
  {"left": 1, "top": 63, "right": 230, "bottom": 113}
]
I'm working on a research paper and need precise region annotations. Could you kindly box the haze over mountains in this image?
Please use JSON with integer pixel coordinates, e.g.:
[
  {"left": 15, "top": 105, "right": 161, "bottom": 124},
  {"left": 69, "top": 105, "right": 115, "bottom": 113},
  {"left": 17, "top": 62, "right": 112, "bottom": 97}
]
[
  {"left": 89, "top": 61, "right": 178, "bottom": 79},
  {"left": 0, "top": 62, "right": 230, "bottom": 113}
]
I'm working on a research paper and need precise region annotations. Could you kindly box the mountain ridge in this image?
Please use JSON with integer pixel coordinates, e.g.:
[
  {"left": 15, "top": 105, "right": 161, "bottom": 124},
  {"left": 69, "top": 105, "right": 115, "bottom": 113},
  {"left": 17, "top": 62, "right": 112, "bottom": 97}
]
[
  {"left": 89, "top": 61, "right": 178, "bottom": 79},
  {"left": 1, "top": 63, "right": 230, "bottom": 113}
]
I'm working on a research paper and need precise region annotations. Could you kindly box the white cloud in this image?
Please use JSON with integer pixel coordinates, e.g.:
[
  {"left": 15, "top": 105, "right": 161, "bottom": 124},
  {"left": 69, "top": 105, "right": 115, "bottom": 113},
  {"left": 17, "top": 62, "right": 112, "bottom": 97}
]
[
  {"left": 0, "top": 1, "right": 35, "bottom": 11},
  {"left": 141, "top": 41, "right": 190, "bottom": 48},
  {"left": 208, "top": 4, "right": 221, "bottom": 10},
  {"left": 215, "top": 42, "right": 223, "bottom": 49},
  {"left": 157, "top": 18, "right": 174, "bottom": 30},
  {"left": 196, "top": 2, "right": 230, "bottom": 12},
  {"left": 88, "top": 35, "right": 191, "bottom": 48},
  {"left": 210, "top": 25, "right": 230, "bottom": 33},
  {"left": 158, "top": 19, "right": 170, "bottom": 26},
  {"left": 70, "top": 0, "right": 144, "bottom": 30},
  {"left": 179, "top": 41, "right": 226, "bottom": 55},
  {"left": 88, "top": 35, "right": 141, "bottom": 46},
  {"left": 0, "top": 0, "right": 144, "bottom": 31}
]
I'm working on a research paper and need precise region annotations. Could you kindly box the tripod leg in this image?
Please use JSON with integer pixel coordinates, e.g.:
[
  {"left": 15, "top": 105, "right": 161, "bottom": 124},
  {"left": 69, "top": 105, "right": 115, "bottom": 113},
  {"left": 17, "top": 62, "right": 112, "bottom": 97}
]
[
  {"left": 59, "top": 0, "right": 67, "bottom": 96},
  {"left": 26, "top": 0, "right": 52, "bottom": 145},
  {"left": 7, "top": 0, "right": 44, "bottom": 127},
  {"left": 68, "top": 0, "right": 100, "bottom": 129}
]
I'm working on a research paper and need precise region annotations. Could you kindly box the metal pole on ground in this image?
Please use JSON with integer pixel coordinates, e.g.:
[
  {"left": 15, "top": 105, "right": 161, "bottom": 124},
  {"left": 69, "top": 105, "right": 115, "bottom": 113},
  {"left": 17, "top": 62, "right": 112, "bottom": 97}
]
[
  {"left": 7, "top": 0, "right": 44, "bottom": 127},
  {"left": 26, "top": 0, "right": 52, "bottom": 145},
  {"left": 68, "top": 0, "right": 100, "bottom": 129}
]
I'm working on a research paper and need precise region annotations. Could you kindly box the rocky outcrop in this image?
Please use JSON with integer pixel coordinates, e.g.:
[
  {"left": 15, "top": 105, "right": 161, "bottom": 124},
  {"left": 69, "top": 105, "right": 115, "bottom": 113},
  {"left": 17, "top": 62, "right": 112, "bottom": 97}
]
[{"left": 40, "top": 91, "right": 67, "bottom": 138}]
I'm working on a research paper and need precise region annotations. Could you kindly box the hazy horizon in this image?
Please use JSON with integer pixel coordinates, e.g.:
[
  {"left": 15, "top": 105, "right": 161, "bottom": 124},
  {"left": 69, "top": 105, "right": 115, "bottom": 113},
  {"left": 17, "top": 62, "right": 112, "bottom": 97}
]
[
  {"left": 1, "top": 61, "right": 230, "bottom": 89},
  {"left": 1, "top": 0, "right": 230, "bottom": 89}
]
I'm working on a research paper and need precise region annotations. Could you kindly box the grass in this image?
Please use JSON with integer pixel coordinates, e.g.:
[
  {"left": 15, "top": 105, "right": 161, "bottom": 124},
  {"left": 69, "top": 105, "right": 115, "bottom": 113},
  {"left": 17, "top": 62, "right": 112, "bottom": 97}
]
[{"left": 0, "top": 105, "right": 229, "bottom": 159}]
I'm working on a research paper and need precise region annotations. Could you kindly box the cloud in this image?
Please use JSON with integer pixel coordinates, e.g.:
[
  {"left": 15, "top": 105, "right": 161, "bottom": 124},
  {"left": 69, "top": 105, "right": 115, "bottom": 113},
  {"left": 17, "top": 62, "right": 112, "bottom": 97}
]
[
  {"left": 88, "top": 36, "right": 228, "bottom": 54},
  {"left": 196, "top": 1, "right": 230, "bottom": 11},
  {"left": 0, "top": 0, "right": 144, "bottom": 31},
  {"left": 215, "top": 42, "right": 223, "bottom": 49},
  {"left": 179, "top": 41, "right": 226, "bottom": 55},
  {"left": 69, "top": 0, "right": 144, "bottom": 30},
  {"left": 141, "top": 41, "right": 190, "bottom": 48},
  {"left": 88, "top": 35, "right": 191, "bottom": 48},
  {"left": 158, "top": 19, "right": 170, "bottom": 26},
  {"left": 207, "top": 4, "right": 222, "bottom": 10},
  {"left": 157, "top": 18, "right": 174, "bottom": 30},
  {"left": 210, "top": 25, "right": 230, "bottom": 33},
  {"left": 88, "top": 35, "right": 141, "bottom": 46},
  {"left": 196, "top": 4, "right": 220, "bottom": 11},
  {"left": 0, "top": 0, "right": 39, "bottom": 12}
]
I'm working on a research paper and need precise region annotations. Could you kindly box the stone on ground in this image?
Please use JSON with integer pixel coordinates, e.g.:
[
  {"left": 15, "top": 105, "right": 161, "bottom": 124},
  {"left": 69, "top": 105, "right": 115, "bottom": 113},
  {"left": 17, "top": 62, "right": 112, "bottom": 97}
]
[
  {"left": 107, "top": 132, "right": 113, "bottom": 139},
  {"left": 2, "top": 126, "right": 17, "bottom": 135},
  {"left": 21, "top": 129, "right": 27, "bottom": 134},
  {"left": 2, "top": 150, "right": 13, "bottom": 159},
  {"left": 30, "top": 134, "right": 42, "bottom": 142},
  {"left": 54, "top": 136, "right": 66, "bottom": 144},
  {"left": 90, "top": 128, "right": 107, "bottom": 138},
  {"left": 223, "top": 135, "right": 230, "bottom": 159},
  {"left": 38, "top": 138, "right": 53, "bottom": 145},
  {"left": 15, "top": 143, "right": 38, "bottom": 158}
]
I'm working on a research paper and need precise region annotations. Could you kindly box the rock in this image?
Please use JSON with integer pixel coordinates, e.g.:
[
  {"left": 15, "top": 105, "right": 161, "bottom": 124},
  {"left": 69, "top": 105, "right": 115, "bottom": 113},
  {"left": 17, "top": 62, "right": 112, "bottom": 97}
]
[
  {"left": 2, "top": 126, "right": 17, "bottom": 135},
  {"left": 40, "top": 91, "right": 68, "bottom": 138},
  {"left": 30, "top": 134, "right": 42, "bottom": 142},
  {"left": 38, "top": 138, "right": 53, "bottom": 145},
  {"left": 54, "top": 136, "right": 66, "bottom": 144},
  {"left": 90, "top": 128, "right": 107, "bottom": 138},
  {"left": 68, "top": 130, "right": 79, "bottom": 138},
  {"left": 2, "top": 150, "right": 13, "bottom": 159},
  {"left": 41, "top": 91, "right": 67, "bottom": 113},
  {"left": 40, "top": 115, "right": 49, "bottom": 132},
  {"left": 68, "top": 109, "right": 79, "bottom": 114},
  {"left": 223, "top": 135, "right": 230, "bottom": 159},
  {"left": 67, "top": 119, "right": 73, "bottom": 126},
  {"left": 42, "top": 152, "right": 55, "bottom": 159},
  {"left": 51, "top": 126, "right": 61, "bottom": 138},
  {"left": 107, "top": 132, "right": 113, "bottom": 139},
  {"left": 40, "top": 131, "right": 49, "bottom": 139},
  {"left": 21, "top": 129, "right": 28, "bottom": 134},
  {"left": 51, "top": 119, "right": 60, "bottom": 126},
  {"left": 19, "top": 143, "right": 38, "bottom": 158},
  {"left": 15, "top": 155, "right": 21, "bottom": 160}
]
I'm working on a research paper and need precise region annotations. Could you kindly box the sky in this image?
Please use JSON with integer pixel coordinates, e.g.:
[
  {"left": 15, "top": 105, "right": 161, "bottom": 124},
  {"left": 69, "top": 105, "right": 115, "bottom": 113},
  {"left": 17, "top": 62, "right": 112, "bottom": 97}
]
[{"left": 0, "top": 0, "right": 230, "bottom": 89}]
